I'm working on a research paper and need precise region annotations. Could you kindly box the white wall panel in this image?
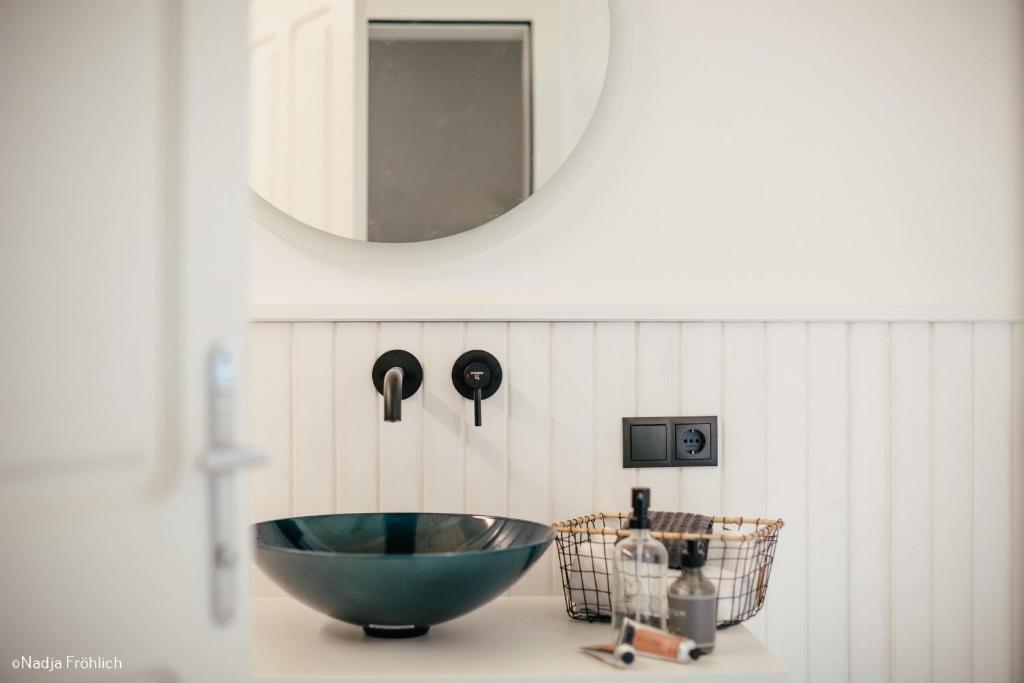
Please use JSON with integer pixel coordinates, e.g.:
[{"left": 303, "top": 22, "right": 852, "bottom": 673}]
[
  {"left": 972, "top": 324, "right": 1013, "bottom": 683},
  {"left": 334, "top": 322, "right": 379, "bottom": 512},
  {"left": 291, "top": 323, "right": 335, "bottom": 515},
  {"left": 548, "top": 323, "right": 596, "bottom": 514},
  {"left": 931, "top": 323, "right": 973, "bottom": 683},
  {"left": 549, "top": 323, "right": 595, "bottom": 590},
  {"left": 806, "top": 323, "right": 849, "bottom": 683},
  {"left": 721, "top": 323, "right": 766, "bottom": 519},
  {"left": 248, "top": 323, "right": 292, "bottom": 597},
  {"left": 248, "top": 319, "right": 1023, "bottom": 679},
  {"left": 421, "top": 322, "right": 465, "bottom": 513},
  {"left": 593, "top": 322, "right": 637, "bottom": 512},
  {"left": 1013, "top": 323, "right": 1024, "bottom": 683},
  {"left": 890, "top": 323, "right": 933, "bottom": 682},
  {"left": 764, "top": 323, "right": 808, "bottom": 681},
  {"left": 507, "top": 323, "right": 553, "bottom": 596},
  {"left": 848, "top": 323, "right": 891, "bottom": 683},
  {"left": 720, "top": 322, "right": 767, "bottom": 641}
]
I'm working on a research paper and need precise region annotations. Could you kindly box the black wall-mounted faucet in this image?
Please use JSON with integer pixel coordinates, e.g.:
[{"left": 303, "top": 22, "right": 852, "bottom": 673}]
[
  {"left": 451, "top": 350, "right": 502, "bottom": 427},
  {"left": 372, "top": 350, "right": 422, "bottom": 422}
]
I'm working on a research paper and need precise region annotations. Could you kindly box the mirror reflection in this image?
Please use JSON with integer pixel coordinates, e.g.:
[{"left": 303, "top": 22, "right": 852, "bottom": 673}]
[{"left": 249, "top": 1, "right": 609, "bottom": 243}]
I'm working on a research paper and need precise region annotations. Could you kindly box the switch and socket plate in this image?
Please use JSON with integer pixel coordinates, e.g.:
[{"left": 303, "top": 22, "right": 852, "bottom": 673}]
[{"left": 622, "top": 416, "right": 718, "bottom": 468}]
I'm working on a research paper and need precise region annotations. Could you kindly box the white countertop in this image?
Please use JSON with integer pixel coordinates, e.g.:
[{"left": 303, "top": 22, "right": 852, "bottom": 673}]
[{"left": 252, "top": 596, "right": 786, "bottom": 682}]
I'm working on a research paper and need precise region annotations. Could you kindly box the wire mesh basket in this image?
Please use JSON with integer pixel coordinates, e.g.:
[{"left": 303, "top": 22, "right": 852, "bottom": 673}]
[{"left": 552, "top": 512, "right": 783, "bottom": 628}]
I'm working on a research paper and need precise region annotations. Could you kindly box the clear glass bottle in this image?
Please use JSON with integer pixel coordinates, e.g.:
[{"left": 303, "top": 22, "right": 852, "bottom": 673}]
[
  {"left": 611, "top": 487, "right": 669, "bottom": 631},
  {"left": 667, "top": 539, "right": 717, "bottom": 653}
]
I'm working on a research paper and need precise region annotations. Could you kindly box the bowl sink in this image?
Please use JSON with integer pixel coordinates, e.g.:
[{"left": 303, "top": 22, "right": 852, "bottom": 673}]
[{"left": 254, "top": 512, "right": 554, "bottom": 638}]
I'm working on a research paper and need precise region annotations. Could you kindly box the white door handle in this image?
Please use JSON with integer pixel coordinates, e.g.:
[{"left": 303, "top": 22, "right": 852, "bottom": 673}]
[
  {"left": 203, "top": 448, "right": 267, "bottom": 473},
  {"left": 203, "top": 344, "right": 267, "bottom": 626}
]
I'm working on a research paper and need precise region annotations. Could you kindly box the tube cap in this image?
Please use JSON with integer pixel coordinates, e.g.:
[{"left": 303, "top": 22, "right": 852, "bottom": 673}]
[
  {"left": 628, "top": 487, "right": 652, "bottom": 529},
  {"left": 677, "top": 639, "right": 704, "bottom": 661}
]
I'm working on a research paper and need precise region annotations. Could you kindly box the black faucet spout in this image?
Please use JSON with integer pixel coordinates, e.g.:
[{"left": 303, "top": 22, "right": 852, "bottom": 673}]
[{"left": 383, "top": 366, "right": 404, "bottom": 422}]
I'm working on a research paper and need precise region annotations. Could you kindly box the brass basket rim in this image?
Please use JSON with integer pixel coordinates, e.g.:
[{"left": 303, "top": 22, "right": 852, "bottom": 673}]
[{"left": 551, "top": 513, "right": 784, "bottom": 543}]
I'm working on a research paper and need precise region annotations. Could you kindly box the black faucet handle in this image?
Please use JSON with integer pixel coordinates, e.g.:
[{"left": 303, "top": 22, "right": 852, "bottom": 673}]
[
  {"left": 462, "top": 361, "right": 491, "bottom": 427},
  {"left": 452, "top": 351, "right": 502, "bottom": 427}
]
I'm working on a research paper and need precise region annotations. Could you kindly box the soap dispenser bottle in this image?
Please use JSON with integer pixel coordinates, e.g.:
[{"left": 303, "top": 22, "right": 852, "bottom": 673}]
[
  {"left": 667, "top": 539, "right": 717, "bottom": 653},
  {"left": 611, "top": 487, "right": 669, "bottom": 630}
]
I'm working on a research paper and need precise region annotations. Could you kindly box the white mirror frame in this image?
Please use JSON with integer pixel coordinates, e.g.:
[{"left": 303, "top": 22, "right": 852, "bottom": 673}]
[{"left": 251, "top": 0, "right": 634, "bottom": 267}]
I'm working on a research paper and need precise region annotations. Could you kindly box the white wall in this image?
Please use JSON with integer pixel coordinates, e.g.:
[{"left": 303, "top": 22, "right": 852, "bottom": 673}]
[{"left": 251, "top": 0, "right": 1024, "bottom": 319}]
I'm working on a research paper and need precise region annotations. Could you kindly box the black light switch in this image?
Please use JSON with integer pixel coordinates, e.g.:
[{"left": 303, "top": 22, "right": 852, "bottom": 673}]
[{"left": 629, "top": 424, "right": 668, "bottom": 461}]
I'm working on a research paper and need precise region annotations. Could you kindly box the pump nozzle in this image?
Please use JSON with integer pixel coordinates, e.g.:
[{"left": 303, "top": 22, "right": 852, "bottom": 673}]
[
  {"left": 681, "top": 538, "right": 706, "bottom": 568},
  {"left": 629, "top": 487, "right": 652, "bottom": 529}
]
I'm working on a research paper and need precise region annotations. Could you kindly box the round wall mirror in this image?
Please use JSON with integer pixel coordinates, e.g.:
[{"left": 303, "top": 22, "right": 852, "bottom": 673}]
[{"left": 249, "top": 1, "right": 610, "bottom": 244}]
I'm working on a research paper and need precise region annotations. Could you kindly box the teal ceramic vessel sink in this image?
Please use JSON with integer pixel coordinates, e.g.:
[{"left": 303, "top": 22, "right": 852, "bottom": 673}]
[{"left": 254, "top": 512, "right": 554, "bottom": 638}]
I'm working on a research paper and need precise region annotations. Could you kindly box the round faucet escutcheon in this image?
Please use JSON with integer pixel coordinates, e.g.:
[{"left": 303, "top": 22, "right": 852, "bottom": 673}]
[{"left": 372, "top": 350, "right": 423, "bottom": 423}]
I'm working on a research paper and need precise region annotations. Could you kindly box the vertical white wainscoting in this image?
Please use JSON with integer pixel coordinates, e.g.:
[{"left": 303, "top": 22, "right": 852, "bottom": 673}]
[
  {"left": 248, "top": 320, "right": 1024, "bottom": 683},
  {"left": 763, "top": 323, "right": 808, "bottom": 682},
  {"left": 721, "top": 323, "right": 767, "bottom": 519},
  {"left": 843, "top": 323, "right": 892, "bottom": 683},
  {"left": 291, "top": 323, "right": 335, "bottom": 516},
  {"left": 848, "top": 322, "right": 891, "bottom": 683},
  {"left": 721, "top": 323, "right": 768, "bottom": 641},
  {"left": 932, "top": 323, "right": 973, "bottom": 683},
  {"left": 971, "top": 324, "right": 1013, "bottom": 683},
  {"left": 806, "top": 323, "right": 849, "bottom": 683},
  {"left": 1013, "top": 323, "right": 1024, "bottom": 683},
  {"left": 421, "top": 322, "right": 465, "bottom": 513},
  {"left": 507, "top": 322, "right": 552, "bottom": 596},
  {"left": 890, "top": 323, "right": 933, "bottom": 682},
  {"left": 248, "top": 323, "right": 291, "bottom": 598},
  {"left": 549, "top": 323, "right": 596, "bottom": 591},
  {"left": 334, "top": 322, "right": 378, "bottom": 513},
  {"left": 592, "top": 322, "right": 636, "bottom": 512}
]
